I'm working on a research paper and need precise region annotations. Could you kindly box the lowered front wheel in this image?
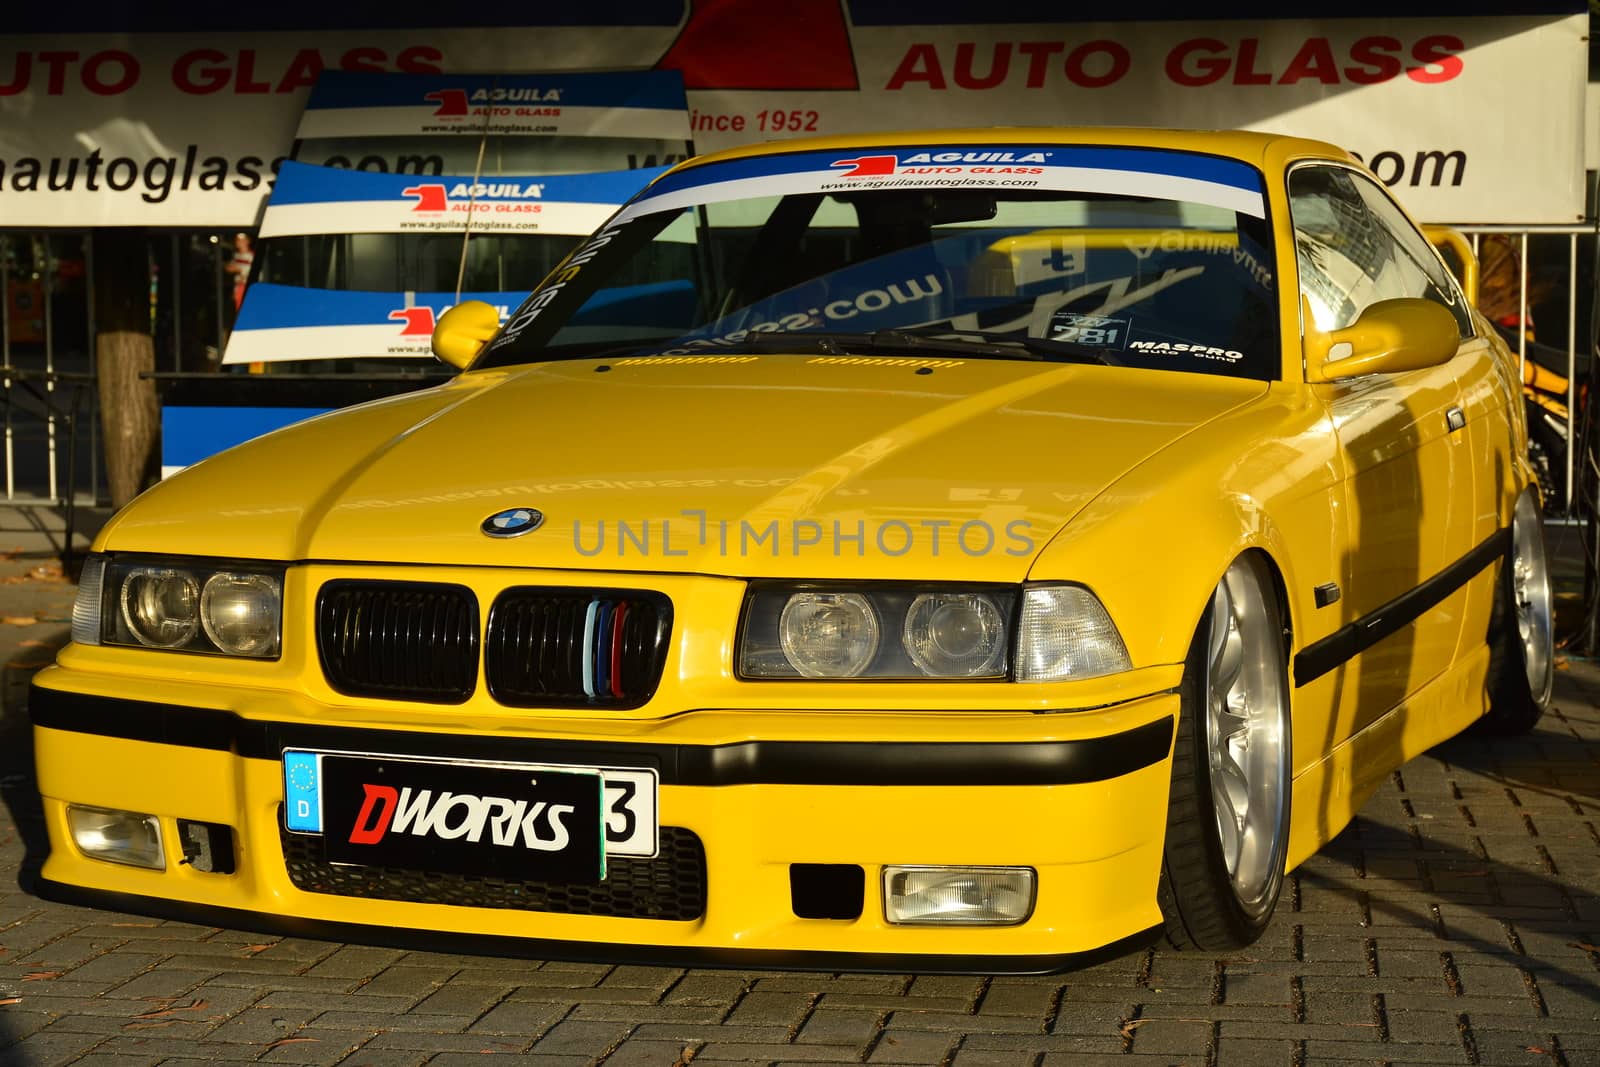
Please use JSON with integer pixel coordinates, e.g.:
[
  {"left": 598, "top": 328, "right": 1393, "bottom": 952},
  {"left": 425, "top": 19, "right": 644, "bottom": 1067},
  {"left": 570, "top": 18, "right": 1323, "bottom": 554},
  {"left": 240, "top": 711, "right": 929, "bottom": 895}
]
[
  {"left": 1158, "top": 553, "right": 1292, "bottom": 951},
  {"left": 1478, "top": 489, "right": 1553, "bottom": 734}
]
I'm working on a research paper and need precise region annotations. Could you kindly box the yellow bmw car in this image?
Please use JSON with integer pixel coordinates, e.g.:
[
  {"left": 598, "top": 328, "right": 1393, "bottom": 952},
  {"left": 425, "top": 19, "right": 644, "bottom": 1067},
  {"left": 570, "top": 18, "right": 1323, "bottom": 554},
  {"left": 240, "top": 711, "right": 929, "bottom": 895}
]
[{"left": 32, "top": 128, "right": 1552, "bottom": 972}]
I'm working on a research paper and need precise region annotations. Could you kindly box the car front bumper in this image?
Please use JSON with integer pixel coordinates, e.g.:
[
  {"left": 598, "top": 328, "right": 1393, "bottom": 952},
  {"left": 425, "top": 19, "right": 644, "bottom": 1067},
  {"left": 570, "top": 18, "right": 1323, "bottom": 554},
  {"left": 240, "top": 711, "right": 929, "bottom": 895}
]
[{"left": 30, "top": 670, "right": 1177, "bottom": 974}]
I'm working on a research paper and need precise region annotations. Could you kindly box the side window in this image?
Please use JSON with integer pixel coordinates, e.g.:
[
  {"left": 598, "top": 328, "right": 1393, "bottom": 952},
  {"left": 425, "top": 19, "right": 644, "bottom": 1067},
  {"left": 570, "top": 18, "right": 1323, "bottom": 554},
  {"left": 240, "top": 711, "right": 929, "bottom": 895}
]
[{"left": 1288, "top": 165, "right": 1472, "bottom": 336}]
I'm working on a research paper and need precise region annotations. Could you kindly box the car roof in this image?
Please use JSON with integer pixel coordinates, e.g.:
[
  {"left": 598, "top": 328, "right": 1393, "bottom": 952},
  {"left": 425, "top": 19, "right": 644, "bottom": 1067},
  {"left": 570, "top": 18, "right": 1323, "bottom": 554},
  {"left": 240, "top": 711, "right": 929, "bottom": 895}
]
[{"left": 670, "top": 127, "right": 1353, "bottom": 175}]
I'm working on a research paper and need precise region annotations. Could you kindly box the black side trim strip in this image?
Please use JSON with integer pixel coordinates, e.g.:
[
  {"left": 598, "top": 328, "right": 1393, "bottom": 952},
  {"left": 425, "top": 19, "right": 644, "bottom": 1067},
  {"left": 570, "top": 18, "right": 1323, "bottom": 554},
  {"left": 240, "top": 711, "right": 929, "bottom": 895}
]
[
  {"left": 29, "top": 686, "right": 1173, "bottom": 788},
  {"left": 31, "top": 877, "right": 1160, "bottom": 976},
  {"left": 1293, "top": 527, "right": 1510, "bottom": 688}
]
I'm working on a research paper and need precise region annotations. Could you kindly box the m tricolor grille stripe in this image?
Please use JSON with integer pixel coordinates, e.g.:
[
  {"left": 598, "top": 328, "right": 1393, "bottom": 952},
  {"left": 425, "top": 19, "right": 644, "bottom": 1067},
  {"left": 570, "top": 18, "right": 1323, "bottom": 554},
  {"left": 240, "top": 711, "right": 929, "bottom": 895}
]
[{"left": 486, "top": 588, "right": 672, "bottom": 709}]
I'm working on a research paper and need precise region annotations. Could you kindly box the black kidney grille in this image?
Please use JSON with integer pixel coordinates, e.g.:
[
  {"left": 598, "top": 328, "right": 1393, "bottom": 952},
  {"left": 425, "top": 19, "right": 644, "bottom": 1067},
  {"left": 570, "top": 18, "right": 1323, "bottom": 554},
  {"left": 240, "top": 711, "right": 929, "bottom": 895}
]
[
  {"left": 486, "top": 589, "right": 671, "bottom": 708},
  {"left": 317, "top": 580, "right": 479, "bottom": 703},
  {"left": 280, "top": 821, "right": 706, "bottom": 921}
]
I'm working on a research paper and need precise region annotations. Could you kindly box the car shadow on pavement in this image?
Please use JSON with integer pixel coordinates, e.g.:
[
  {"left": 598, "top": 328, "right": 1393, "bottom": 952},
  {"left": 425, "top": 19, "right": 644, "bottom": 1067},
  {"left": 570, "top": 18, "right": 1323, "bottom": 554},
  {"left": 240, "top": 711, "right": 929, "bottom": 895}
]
[
  {"left": 1285, "top": 699, "right": 1600, "bottom": 1007},
  {"left": 0, "top": 624, "right": 68, "bottom": 894}
]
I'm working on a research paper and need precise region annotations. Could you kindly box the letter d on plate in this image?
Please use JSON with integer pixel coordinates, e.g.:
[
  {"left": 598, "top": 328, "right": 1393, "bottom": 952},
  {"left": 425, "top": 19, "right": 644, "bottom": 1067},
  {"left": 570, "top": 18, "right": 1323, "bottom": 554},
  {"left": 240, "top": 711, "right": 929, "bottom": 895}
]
[{"left": 283, "top": 751, "right": 322, "bottom": 833}]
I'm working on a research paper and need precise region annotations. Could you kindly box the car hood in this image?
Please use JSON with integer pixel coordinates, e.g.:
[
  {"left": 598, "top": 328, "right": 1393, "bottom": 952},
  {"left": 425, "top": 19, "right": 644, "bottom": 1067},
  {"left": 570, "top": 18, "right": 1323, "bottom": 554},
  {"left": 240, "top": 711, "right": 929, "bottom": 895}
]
[{"left": 104, "top": 356, "right": 1266, "bottom": 582}]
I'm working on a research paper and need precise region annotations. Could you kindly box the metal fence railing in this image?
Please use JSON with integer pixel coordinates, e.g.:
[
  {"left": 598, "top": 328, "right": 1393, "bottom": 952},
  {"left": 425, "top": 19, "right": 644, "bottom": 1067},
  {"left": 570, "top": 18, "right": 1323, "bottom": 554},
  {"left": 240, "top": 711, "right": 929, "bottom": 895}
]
[
  {"left": 1453, "top": 224, "right": 1595, "bottom": 518},
  {"left": 0, "top": 233, "right": 103, "bottom": 523}
]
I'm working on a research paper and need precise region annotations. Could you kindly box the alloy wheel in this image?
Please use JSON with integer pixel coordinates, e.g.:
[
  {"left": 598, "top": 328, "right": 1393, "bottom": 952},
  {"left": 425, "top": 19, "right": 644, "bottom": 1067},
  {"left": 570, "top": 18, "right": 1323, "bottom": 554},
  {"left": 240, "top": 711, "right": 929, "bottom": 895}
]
[{"left": 1204, "top": 560, "right": 1290, "bottom": 920}]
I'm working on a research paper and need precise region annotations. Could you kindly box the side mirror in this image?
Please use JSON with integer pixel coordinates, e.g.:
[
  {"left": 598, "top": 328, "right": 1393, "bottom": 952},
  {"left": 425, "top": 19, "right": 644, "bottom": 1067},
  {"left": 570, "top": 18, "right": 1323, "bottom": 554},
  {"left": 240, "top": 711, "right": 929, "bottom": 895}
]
[
  {"left": 1304, "top": 296, "right": 1461, "bottom": 383},
  {"left": 431, "top": 300, "right": 500, "bottom": 370}
]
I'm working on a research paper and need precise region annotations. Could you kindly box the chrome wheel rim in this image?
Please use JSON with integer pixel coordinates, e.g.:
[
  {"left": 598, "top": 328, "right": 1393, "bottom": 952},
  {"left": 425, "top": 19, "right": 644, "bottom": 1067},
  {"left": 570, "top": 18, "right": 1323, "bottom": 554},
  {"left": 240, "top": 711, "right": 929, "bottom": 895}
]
[
  {"left": 1204, "top": 560, "right": 1290, "bottom": 919},
  {"left": 1512, "top": 493, "right": 1554, "bottom": 709}
]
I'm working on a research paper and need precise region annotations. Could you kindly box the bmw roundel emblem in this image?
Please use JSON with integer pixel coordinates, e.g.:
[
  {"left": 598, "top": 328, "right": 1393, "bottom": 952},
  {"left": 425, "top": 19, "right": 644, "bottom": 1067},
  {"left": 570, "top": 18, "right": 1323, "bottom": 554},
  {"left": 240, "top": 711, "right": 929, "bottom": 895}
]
[{"left": 482, "top": 507, "right": 545, "bottom": 538}]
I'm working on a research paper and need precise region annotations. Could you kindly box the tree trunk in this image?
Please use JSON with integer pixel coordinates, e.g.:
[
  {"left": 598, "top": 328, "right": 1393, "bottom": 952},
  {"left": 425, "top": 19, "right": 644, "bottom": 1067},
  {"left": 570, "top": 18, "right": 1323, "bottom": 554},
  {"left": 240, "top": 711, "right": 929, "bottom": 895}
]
[{"left": 92, "top": 233, "right": 159, "bottom": 509}]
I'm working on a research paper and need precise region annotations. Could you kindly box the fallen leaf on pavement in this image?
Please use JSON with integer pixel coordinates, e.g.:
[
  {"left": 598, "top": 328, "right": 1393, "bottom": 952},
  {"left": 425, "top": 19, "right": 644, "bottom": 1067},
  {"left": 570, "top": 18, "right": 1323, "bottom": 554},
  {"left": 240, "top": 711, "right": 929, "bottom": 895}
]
[
  {"left": 1570, "top": 941, "right": 1600, "bottom": 952},
  {"left": 22, "top": 972, "right": 61, "bottom": 981},
  {"left": 131, "top": 997, "right": 208, "bottom": 1019},
  {"left": 265, "top": 1037, "right": 317, "bottom": 1050}
]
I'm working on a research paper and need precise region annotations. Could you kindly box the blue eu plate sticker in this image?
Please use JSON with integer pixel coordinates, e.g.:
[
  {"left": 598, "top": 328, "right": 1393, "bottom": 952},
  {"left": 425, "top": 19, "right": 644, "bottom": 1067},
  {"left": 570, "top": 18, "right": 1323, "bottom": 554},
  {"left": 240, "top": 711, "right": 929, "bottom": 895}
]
[{"left": 283, "top": 751, "right": 322, "bottom": 833}]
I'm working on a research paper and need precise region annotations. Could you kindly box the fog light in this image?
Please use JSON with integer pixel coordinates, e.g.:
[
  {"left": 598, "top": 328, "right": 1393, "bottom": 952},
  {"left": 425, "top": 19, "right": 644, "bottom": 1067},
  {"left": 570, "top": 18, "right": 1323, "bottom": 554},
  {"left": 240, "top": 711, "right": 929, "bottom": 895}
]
[
  {"left": 67, "top": 805, "right": 165, "bottom": 870},
  {"left": 882, "top": 865, "right": 1035, "bottom": 925}
]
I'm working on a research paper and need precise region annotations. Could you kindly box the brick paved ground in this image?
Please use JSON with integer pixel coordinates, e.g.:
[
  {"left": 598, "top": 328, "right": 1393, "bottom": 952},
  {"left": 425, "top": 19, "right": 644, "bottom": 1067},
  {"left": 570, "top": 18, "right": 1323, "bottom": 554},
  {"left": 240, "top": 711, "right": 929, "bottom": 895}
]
[{"left": 2, "top": 530, "right": 1599, "bottom": 1065}]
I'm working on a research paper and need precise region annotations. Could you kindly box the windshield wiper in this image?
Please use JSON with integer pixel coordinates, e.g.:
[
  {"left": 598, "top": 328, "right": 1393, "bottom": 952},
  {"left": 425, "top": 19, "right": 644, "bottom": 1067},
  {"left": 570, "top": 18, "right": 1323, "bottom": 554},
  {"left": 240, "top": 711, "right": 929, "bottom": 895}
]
[{"left": 721, "top": 329, "right": 1113, "bottom": 365}]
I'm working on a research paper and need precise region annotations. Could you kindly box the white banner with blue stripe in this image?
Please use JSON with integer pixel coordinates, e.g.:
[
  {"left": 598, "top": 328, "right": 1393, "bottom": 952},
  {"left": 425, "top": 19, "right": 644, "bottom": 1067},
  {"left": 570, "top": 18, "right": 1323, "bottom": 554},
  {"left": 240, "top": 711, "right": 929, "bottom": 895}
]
[
  {"left": 298, "top": 70, "right": 693, "bottom": 140},
  {"left": 224, "top": 285, "right": 515, "bottom": 364},
  {"left": 260, "top": 160, "right": 666, "bottom": 237}
]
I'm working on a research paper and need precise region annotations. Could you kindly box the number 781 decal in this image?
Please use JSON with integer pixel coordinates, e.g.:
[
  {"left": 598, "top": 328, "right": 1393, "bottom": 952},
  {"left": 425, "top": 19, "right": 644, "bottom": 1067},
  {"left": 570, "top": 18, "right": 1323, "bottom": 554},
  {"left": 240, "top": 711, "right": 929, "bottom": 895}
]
[{"left": 1050, "top": 312, "right": 1129, "bottom": 348}]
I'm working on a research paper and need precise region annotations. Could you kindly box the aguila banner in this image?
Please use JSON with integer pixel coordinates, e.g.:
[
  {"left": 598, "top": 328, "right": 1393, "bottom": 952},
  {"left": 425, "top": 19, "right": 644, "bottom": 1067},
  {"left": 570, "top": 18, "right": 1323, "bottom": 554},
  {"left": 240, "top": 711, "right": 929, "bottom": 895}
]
[
  {"left": 0, "top": 3, "right": 1587, "bottom": 225},
  {"left": 259, "top": 161, "right": 666, "bottom": 238}
]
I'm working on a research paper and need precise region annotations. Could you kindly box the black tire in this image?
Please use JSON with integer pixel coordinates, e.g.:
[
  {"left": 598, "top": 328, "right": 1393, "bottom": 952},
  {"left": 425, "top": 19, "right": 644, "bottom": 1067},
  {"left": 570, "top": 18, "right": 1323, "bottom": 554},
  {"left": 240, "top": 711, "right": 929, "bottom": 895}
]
[
  {"left": 1478, "top": 490, "right": 1553, "bottom": 735},
  {"left": 1158, "top": 554, "right": 1292, "bottom": 951}
]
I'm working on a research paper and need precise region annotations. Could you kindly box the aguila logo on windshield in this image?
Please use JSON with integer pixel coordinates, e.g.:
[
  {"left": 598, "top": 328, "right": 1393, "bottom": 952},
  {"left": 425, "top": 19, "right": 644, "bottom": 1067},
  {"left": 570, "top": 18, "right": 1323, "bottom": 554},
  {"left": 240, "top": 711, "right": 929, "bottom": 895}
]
[
  {"left": 901, "top": 151, "right": 1051, "bottom": 165},
  {"left": 347, "top": 783, "right": 574, "bottom": 851},
  {"left": 830, "top": 155, "right": 899, "bottom": 178},
  {"left": 830, "top": 150, "right": 1053, "bottom": 178}
]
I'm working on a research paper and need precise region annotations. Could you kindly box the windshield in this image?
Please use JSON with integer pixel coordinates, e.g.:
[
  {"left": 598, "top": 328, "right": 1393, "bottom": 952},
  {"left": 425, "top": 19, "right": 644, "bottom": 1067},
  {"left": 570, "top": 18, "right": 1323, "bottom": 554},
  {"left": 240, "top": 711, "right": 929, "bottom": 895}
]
[{"left": 480, "top": 143, "right": 1280, "bottom": 379}]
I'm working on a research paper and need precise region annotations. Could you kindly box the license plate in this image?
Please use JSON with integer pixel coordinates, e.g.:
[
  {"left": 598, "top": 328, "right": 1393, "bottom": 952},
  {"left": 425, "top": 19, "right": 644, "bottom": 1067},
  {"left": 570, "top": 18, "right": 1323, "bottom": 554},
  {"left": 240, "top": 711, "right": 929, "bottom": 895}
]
[{"left": 282, "top": 751, "right": 658, "bottom": 883}]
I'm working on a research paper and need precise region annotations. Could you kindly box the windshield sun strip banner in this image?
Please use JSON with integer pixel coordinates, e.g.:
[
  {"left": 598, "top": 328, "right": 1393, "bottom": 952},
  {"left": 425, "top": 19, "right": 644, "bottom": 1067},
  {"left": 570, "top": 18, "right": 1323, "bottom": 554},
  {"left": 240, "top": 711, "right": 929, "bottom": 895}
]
[
  {"left": 222, "top": 284, "right": 515, "bottom": 364},
  {"left": 258, "top": 161, "right": 665, "bottom": 237},
  {"left": 613, "top": 145, "right": 1267, "bottom": 223},
  {"left": 298, "top": 70, "right": 692, "bottom": 140}
]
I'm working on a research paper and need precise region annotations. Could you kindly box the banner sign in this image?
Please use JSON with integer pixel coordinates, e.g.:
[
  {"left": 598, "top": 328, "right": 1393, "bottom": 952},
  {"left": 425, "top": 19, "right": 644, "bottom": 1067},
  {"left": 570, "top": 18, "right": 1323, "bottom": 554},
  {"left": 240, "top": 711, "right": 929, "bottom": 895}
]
[
  {"left": 298, "top": 70, "right": 692, "bottom": 140},
  {"left": 0, "top": 8, "right": 1587, "bottom": 224},
  {"left": 824, "top": 13, "right": 1589, "bottom": 224},
  {"left": 223, "top": 284, "right": 514, "bottom": 363},
  {"left": 260, "top": 160, "right": 666, "bottom": 236},
  {"left": 161, "top": 405, "right": 329, "bottom": 479}
]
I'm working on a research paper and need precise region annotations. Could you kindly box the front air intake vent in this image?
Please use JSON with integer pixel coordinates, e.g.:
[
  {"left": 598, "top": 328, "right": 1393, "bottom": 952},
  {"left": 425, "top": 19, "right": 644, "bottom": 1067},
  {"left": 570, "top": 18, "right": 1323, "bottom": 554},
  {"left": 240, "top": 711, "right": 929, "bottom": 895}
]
[{"left": 316, "top": 580, "right": 479, "bottom": 703}]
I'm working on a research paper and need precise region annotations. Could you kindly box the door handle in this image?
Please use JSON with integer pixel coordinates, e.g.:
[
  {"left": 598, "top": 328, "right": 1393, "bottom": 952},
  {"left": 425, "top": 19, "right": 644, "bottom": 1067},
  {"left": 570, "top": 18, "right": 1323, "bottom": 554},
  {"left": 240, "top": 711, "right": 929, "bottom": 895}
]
[{"left": 1446, "top": 406, "right": 1466, "bottom": 432}]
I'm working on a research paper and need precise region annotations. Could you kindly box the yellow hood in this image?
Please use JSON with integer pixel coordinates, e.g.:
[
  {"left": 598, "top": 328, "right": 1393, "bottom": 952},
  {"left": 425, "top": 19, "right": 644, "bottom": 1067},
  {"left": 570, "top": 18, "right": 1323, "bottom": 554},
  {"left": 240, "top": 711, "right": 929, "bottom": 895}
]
[{"left": 104, "top": 356, "right": 1266, "bottom": 582}]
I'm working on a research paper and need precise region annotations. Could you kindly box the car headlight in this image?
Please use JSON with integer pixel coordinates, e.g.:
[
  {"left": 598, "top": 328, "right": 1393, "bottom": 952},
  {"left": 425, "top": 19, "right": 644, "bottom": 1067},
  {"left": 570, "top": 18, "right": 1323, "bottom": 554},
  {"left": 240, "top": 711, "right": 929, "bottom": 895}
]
[
  {"left": 778, "top": 592, "right": 881, "bottom": 677},
  {"left": 902, "top": 592, "right": 1007, "bottom": 677},
  {"left": 200, "top": 572, "right": 283, "bottom": 656},
  {"left": 73, "top": 554, "right": 284, "bottom": 659},
  {"left": 739, "top": 582, "right": 1124, "bottom": 681},
  {"left": 121, "top": 567, "right": 200, "bottom": 648}
]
